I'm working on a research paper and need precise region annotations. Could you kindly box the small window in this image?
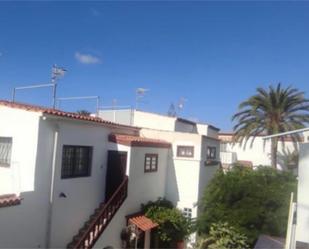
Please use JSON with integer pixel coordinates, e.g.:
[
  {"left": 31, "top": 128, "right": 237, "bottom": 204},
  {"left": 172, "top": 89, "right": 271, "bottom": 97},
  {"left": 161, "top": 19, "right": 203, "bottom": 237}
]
[
  {"left": 207, "top": 146, "right": 216, "bottom": 159},
  {"left": 220, "top": 142, "right": 227, "bottom": 152},
  {"left": 0, "top": 137, "right": 12, "bottom": 167},
  {"left": 61, "top": 145, "right": 93, "bottom": 179},
  {"left": 177, "top": 146, "right": 194, "bottom": 158},
  {"left": 183, "top": 208, "right": 192, "bottom": 219},
  {"left": 144, "top": 154, "right": 158, "bottom": 173}
]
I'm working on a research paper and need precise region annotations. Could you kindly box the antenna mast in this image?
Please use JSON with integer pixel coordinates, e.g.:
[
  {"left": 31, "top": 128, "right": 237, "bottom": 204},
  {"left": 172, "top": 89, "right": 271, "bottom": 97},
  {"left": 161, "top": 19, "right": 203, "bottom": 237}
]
[{"left": 51, "top": 65, "right": 67, "bottom": 109}]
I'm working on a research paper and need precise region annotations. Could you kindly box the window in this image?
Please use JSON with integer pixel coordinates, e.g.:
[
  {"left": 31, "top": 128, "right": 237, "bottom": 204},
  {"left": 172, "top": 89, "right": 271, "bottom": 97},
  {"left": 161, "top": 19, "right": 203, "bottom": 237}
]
[
  {"left": 183, "top": 208, "right": 192, "bottom": 219},
  {"left": 177, "top": 146, "right": 194, "bottom": 158},
  {"left": 0, "top": 137, "right": 12, "bottom": 167},
  {"left": 61, "top": 145, "right": 93, "bottom": 178},
  {"left": 220, "top": 142, "right": 227, "bottom": 152},
  {"left": 144, "top": 154, "right": 158, "bottom": 172},
  {"left": 207, "top": 146, "right": 217, "bottom": 159}
]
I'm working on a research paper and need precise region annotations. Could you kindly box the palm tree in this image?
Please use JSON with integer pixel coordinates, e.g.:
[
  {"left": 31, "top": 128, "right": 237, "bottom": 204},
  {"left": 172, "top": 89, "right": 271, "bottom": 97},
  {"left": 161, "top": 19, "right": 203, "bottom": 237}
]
[
  {"left": 77, "top": 110, "right": 91, "bottom": 116},
  {"left": 232, "top": 83, "right": 309, "bottom": 168}
]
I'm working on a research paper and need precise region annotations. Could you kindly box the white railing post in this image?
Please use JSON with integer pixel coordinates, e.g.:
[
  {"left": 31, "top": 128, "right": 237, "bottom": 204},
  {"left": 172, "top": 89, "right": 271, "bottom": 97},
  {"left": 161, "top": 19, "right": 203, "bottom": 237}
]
[{"left": 285, "top": 192, "right": 297, "bottom": 249}]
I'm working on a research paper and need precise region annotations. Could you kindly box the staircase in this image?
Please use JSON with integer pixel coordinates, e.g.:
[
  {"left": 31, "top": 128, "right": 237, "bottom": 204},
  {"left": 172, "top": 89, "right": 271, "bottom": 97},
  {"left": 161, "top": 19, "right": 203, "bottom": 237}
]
[{"left": 67, "top": 176, "right": 128, "bottom": 249}]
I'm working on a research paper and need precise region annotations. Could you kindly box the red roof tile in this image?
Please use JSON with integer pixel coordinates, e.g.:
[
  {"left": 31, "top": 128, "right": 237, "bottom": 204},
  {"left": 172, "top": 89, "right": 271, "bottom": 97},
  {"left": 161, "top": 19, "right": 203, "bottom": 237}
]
[
  {"left": 0, "top": 100, "right": 138, "bottom": 130},
  {"left": 237, "top": 160, "right": 253, "bottom": 168},
  {"left": 129, "top": 215, "right": 158, "bottom": 231},
  {"left": 109, "top": 134, "right": 171, "bottom": 148},
  {"left": 0, "top": 194, "right": 21, "bottom": 208}
]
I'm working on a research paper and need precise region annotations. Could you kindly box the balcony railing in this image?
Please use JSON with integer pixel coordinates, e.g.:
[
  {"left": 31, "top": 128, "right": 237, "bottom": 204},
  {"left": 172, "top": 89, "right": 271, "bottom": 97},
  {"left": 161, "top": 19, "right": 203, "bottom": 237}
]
[
  {"left": 68, "top": 176, "right": 129, "bottom": 249},
  {"left": 220, "top": 151, "right": 237, "bottom": 165}
]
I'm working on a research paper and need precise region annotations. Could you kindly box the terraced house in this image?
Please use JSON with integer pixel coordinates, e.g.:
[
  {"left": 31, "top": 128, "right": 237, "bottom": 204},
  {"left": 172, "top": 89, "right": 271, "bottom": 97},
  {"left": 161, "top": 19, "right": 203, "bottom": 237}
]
[{"left": 0, "top": 101, "right": 220, "bottom": 248}]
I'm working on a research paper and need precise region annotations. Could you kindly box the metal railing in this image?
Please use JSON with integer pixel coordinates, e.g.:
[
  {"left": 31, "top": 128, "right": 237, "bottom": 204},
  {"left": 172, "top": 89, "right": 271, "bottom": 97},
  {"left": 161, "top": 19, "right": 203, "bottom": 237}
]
[{"left": 220, "top": 151, "right": 237, "bottom": 165}]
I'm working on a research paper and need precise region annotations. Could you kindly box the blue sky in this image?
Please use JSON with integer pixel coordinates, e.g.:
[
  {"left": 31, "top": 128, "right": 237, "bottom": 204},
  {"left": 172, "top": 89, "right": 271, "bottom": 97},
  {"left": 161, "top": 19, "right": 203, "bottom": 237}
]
[{"left": 0, "top": 2, "right": 309, "bottom": 131}]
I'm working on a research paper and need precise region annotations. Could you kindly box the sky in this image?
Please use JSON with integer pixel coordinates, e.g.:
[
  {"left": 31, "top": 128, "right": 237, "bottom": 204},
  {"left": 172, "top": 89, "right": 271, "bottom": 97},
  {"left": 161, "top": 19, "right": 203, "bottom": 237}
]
[{"left": 0, "top": 1, "right": 309, "bottom": 131}]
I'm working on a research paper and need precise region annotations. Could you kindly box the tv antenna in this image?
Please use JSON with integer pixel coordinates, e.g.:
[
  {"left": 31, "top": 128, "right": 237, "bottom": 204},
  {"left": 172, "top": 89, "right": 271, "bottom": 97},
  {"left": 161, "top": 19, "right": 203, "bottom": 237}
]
[
  {"left": 12, "top": 64, "right": 66, "bottom": 109},
  {"left": 51, "top": 65, "right": 67, "bottom": 108},
  {"left": 177, "top": 97, "right": 187, "bottom": 114},
  {"left": 167, "top": 103, "right": 177, "bottom": 117},
  {"left": 135, "top": 88, "right": 149, "bottom": 110}
]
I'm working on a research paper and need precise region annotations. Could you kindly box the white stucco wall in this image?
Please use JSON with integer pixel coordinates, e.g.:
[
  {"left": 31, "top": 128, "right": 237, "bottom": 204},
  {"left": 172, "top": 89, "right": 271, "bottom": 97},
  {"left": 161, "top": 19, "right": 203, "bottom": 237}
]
[
  {"left": 220, "top": 135, "right": 298, "bottom": 169},
  {"left": 0, "top": 106, "right": 41, "bottom": 195},
  {"left": 95, "top": 145, "right": 170, "bottom": 248},
  {"left": 0, "top": 107, "right": 138, "bottom": 248},
  {"left": 296, "top": 142, "right": 309, "bottom": 243},
  {"left": 140, "top": 128, "right": 219, "bottom": 217},
  {"left": 0, "top": 108, "right": 53, "bottom": 248},
  {"left": 98, "top": 109, "right": 134, "bottom": 126},
  {"left": 48, "top": 120, "right": 114, "bottom": 248},
  {"left": 198, "top": 137, "right": 220, "bottom": 201},
  {"left": 133, "top": 111, "right": 176, "bottom": 131}
]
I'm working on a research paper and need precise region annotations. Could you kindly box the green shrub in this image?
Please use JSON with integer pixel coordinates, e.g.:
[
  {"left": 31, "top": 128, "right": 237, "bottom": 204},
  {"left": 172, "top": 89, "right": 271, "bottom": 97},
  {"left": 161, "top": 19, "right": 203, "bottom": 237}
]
[
  {"left": 142, "top": 198, "right": 192, "bottom": 247},
  {"left": 198, "top": 222, "right": 249, "bottom": 249},
  {"left": 197, "top": 166, "right": 297, "bottom": 244},
  {"left": 141, "top": 197, "right": 174, "bottom": 212}
]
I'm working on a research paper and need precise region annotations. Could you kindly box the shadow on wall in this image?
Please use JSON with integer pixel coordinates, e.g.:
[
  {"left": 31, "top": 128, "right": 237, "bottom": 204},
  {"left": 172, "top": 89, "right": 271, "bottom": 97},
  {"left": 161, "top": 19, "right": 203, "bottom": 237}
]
[
  {"left": 197, "top": 162, "right": 220, "bottom": 212},
  {"left": 277, "top": 148, "right": 299, "bottom": 173},
  {"left": 165, "top": 149, "right": 180, "bottom": 206}
]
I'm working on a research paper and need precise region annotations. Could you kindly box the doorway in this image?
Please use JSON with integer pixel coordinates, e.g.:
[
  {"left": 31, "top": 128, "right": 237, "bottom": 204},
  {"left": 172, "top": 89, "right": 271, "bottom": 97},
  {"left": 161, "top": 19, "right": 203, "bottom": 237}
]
[{"left": 105, "top": 150, "right": 127, "bottom": 201}]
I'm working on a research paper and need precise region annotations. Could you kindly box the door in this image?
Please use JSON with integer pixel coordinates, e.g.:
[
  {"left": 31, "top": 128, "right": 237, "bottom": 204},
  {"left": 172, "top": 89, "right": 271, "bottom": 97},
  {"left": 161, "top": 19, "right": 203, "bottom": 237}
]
[{"left": 105, "top": 150, "right": 127, "bottom": 201}]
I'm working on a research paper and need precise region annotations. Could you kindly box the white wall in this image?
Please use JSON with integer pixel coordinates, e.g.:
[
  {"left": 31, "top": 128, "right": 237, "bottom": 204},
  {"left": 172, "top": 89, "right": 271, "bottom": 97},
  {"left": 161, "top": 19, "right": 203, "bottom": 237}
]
[
  {"left": 0, "top": 108, "right": 52, "bottom": 248},
  {"left": 296, "top": 142, "right": 309, "bottom": 243},
  {"left": 98, "top": 109, "right": 134, "bottom": 125},
  {"left": 0, "top": 107, "right": 141, "bottom": 248},
  {"left": 95, "top": 145, "right": 170, "bottom": 248},
  {"left": 126, "top": 146, "right": 169, "bottom": 213},
  {"left": 133, "top": 111, "right": 176, "bottom": 131},
  {"left": 140, "top": 128, "right": 207, "bottom": 217},
  {"left": 198, "top": 137, "right": 220, "bottom": 201},
  {"left": 48, "top": 120, "right": 113, "bottom": 248},
  {"left": 0, "top": 107, "right": 41, "bottom": 195},
  {"left": 220, "top": 135, "right": 298, "bottom": 169}
]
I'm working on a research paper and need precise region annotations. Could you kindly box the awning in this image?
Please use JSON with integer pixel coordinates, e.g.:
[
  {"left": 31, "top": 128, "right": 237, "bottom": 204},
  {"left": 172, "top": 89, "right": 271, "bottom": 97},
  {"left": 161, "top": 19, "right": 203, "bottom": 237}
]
[{"left": 129, "top": 215, "right": 158, "bottom": 232}]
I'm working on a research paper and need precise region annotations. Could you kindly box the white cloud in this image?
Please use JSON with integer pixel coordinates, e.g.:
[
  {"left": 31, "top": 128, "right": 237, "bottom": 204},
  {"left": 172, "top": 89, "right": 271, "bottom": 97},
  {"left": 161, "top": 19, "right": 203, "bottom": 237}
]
[{"left": 75, "top": 52, "right": 101, "bottom": 64}]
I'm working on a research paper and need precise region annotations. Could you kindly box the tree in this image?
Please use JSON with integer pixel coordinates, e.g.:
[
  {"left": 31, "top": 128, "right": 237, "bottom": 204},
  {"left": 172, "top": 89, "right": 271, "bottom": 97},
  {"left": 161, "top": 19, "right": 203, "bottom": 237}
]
[
  {"left": 198, "top": 222, "right": 249, "bottom": 249},
  {"left": 142, "top": 198, "right": 192, "bottom": 248},
  {"left": 197, "top": 166, "right": 297, "bottom": 244},
  {"left": 232, "top": 83, "right": 309, "bottom": 168},
  {"left": 77, "top": 110, "right": 91, "bottom": 116}
]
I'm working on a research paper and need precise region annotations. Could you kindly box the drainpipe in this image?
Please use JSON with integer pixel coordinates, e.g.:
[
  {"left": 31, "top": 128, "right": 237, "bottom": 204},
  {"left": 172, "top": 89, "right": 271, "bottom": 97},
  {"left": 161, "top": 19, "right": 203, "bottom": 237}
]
[{"left": 45, "top": 122, "right": 59, "bottom": 248}]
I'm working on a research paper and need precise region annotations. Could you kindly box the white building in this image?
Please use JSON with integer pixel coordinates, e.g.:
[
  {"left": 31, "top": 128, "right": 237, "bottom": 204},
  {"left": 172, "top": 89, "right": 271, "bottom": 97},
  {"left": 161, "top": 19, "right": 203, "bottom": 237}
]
[
  {"left": 0, "top": 101, "right": 220, "bottom": 248},
  {"left": 263, "top": 129, "right": 309, "bottom": 248},
  {"left": 219, "top": 132, "right": 304, "bottom": 171},
  {"left": 99, "top": 108, "right": 221, "bottom": 225}
]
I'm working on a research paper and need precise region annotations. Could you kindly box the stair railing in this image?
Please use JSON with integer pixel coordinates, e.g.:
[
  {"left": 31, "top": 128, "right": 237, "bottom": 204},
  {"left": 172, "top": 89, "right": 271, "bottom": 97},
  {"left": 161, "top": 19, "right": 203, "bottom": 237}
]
[{"left": 71, "top": 176, "right": 128, "bottom": 249}]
